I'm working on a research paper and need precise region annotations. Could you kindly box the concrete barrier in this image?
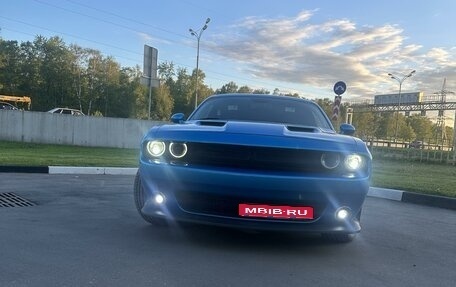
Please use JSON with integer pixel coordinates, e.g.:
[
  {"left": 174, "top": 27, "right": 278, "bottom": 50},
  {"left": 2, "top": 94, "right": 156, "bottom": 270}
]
[{"left": 0, "top": 110, "right": 163, "bottom": 148}]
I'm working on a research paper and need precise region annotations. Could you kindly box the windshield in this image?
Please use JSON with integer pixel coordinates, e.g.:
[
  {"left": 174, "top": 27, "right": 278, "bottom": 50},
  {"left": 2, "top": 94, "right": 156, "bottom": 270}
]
[{"left": 189, "top": 95, "right": 333, "bottom": 129}]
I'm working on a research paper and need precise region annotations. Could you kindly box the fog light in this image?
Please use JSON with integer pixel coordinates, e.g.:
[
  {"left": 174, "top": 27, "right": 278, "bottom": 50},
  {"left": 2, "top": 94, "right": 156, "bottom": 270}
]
[
  {"left": 336, "top": 208, "right": 351, "bottom": 220},
  {"left": 154, "top": 193, "right": 165, "bottom": 204}
]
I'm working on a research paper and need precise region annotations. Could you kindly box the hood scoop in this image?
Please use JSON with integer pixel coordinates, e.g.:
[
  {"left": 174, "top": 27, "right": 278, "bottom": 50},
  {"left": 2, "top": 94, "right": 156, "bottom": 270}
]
[
  {"left": 286, "top": 125, "right": 318, "bottom": 133},
  {"left": 197, "top": 120, "right": 227, "bottom": 127}
]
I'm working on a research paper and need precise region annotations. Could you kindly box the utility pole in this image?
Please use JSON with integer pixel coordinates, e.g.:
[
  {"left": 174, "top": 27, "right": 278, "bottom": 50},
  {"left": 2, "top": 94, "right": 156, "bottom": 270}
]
[
  {"left": 189, "top": 18, "right": 210, "bottom": 109},
  {"left": 434, "top": 78, "right": 455, "bottom": 146},
  {"left": 387, "top": 70, "right": 416, "bottom": 140}
]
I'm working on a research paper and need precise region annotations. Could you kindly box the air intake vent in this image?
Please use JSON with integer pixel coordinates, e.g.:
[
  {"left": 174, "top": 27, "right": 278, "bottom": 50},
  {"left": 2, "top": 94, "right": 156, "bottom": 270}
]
[
  {"left": 0, "top": 192, "right": 36, "bottom": 207},
  {"left": 286, "top": 126, "right": 317, "bottom": 133},
  {"left": 197, "top": 120, "right": 226, "bottom": 127}
]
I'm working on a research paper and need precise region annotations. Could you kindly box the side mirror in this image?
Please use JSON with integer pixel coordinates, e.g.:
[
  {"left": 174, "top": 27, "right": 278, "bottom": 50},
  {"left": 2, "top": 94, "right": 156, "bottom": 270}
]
[
  {"left": 340, "top": 123, "right": 356, "bottom": 136},
  {"left": 170, "top": 113, "right": 185, "bottom": 124}
]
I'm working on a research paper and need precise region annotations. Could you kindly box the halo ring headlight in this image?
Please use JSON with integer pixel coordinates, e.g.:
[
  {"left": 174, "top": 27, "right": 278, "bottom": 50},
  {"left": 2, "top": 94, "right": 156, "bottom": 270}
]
[
  {"left": 344, "top": 154, "right": 363, "bottom": 171},
  {"left": 321, "top": 153, "right": 341, "bottom": 169},
  {"left": 169, "top": 142, "right": 188, "bottom": 159},
  {"left": 146, "top": 141, "right": 166, "bottom": 157}
]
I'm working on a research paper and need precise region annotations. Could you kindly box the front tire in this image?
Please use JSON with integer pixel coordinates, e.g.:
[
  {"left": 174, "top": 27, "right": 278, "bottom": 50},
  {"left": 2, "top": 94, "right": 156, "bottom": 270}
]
[{"left": 134, "top": 171, "right": 166, "bottom": 226}]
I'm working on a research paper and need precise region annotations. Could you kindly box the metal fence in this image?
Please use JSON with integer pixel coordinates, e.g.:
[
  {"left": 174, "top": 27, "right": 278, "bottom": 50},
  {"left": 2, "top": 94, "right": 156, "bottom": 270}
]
[{"left": 368, "top": 145, "right": 456, "bottom": 165}]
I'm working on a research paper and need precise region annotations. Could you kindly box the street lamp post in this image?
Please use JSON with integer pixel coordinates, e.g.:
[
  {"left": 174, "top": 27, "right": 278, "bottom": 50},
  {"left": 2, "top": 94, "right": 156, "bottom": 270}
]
[
  {"left": 387, "top": 70, "right": 416, "bottom": 140},
  {"left": 189, "top": 18, "right": 210, "bottom": 109}
]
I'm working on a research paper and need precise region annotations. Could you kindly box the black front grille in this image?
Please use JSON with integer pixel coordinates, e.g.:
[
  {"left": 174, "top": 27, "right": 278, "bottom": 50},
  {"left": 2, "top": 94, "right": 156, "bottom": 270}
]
[
  {"left": 175, "top": 143, "right": 332, "bottom": 174},
  {"left": 175, "top": 190, "right": 324, "bottom": 219}
]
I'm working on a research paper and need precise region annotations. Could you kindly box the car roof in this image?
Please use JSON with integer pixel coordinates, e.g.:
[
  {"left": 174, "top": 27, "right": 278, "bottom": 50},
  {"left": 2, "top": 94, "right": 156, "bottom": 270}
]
[
  {"left": 199, "top": 94, "right": 322, "bottom": 111},
  {"left": 206, "top": 93, "right": 313, "bottom": 104},
  {"left": 48, "top": 107, "right": 82, "bottom": 111},
  {"left": 0, "top": 102, "right": 18, "bottom": 108},
  {"left": 0, "top": 101, "right": 15, "bottom": 105}
]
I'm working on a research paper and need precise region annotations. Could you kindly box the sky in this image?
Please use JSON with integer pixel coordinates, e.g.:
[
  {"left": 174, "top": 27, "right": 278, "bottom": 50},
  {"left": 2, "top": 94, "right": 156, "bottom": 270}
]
[{"left": 1, "top": 0, "right": 455, "bottom": 104}]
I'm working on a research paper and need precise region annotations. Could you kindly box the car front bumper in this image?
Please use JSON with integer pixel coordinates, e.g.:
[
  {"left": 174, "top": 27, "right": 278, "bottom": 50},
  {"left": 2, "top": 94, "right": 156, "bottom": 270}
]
[{"left": 138, "top": 161, "right": 370, "bottom": 234}]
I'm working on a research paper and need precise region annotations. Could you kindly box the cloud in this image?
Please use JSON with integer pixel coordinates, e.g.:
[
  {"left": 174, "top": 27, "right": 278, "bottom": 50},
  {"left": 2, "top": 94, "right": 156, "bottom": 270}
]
[
  {"left": 207, "top": 10, "right": 456, "bottom": 99},
  {"left": 136, "top": 32, "right": 171, "bottom": 45}
]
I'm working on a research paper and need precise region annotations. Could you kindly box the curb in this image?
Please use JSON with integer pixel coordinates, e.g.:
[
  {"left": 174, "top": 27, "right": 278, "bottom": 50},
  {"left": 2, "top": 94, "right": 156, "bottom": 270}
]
[
  {"left": 368, "top": 187, "right": 455, "bottom": 210},
  {"left": 0, "top": 165, "right": 138, "bottom": 175},
  {"left": 1, "top": 166, "right": 454, "bottom": 210},
  {"left": 48, "top": 166, "right": 138, "bottom": 175}
]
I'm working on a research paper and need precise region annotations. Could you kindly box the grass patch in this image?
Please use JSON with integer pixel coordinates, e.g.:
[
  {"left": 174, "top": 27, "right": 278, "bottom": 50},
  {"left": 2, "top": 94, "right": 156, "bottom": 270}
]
[
  {"left": 1, "top": 141, "right": 455, "bottom": 198},
  {"left": 0, "top": 141, "right": 139, "bottom": 167},
  {"left": 372, "top": 159, "right": 456, "bottom": 198}
]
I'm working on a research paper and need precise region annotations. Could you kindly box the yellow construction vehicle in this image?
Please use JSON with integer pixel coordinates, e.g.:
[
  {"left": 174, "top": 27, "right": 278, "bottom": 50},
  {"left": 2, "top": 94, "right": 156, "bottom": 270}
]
[{"left": 0, "top": 95, "right": 32, "bottom": 110}]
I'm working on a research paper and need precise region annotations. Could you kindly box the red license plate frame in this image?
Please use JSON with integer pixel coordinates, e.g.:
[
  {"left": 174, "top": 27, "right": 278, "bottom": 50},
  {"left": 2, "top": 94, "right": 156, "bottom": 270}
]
[{"left": 238, "top": 204, "right": 314, "bottom": 219}]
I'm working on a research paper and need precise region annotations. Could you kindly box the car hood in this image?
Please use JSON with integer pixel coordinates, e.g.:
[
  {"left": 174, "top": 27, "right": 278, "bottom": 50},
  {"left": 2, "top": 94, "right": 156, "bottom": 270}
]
[{"left": 146, "top": 120, "right": 366, "bottom": 153}]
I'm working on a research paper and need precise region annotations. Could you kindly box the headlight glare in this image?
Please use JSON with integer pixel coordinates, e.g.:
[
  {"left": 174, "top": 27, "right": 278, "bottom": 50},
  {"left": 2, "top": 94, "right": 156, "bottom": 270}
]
[
  {"left": 146, "top": 140, "right": 166, "bottom": 157},
  {"left": 344, "top": 154, "right": 363, "bottom": 171}
]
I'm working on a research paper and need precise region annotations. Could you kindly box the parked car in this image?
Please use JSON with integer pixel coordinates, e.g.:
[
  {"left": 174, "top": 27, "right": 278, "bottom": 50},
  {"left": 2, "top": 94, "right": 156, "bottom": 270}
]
[
  {"left": 0, "top": 102, "right": 19, "bottom": 110},
  {"left": 47, "top": 108, "right": 84, "bottom": 116},
  {"left": 409, "top": 140, "right": 425, "bottom": 149},
  {"left": 134, "top": 94, "right": 372, "bottom": 242}
]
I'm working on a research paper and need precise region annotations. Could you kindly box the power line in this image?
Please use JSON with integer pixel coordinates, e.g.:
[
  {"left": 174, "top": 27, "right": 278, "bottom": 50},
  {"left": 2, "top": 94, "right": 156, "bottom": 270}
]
[
  {"left": 0, "top": 27, "right": 140, "bottom": 65},
  {"left": 33, "top": 0, "right": 189, "bottom": 46},
  {"left": 1, "top": 16, "right": 141, "bottom": 56},
  {"left": 63, "top": 0, "right": 191, "bottom": 40}
]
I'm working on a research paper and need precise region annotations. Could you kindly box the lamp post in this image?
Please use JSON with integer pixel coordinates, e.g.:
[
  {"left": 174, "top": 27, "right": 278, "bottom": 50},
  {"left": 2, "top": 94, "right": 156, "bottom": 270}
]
[
  {"left": 189, "top": 18, "right": 210, "bottom": 109},
  {"left": 387, "top": 70, "right": 416, "bottom": 140}
]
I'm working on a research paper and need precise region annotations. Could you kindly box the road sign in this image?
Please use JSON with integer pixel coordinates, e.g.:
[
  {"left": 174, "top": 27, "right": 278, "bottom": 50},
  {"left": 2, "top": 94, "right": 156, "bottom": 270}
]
[
  {"left": 142, "top": 45, "right": 159, "bottom": 88},
  {"left": 334, "top": 81, "right": 346, "bottom": 96}
]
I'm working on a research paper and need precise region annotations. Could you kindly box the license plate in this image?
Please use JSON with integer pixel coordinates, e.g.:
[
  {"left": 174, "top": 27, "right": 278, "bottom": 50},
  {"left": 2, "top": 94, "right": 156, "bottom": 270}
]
[{"left": 238, "top": 204, "right": 314, "bottom": 219}]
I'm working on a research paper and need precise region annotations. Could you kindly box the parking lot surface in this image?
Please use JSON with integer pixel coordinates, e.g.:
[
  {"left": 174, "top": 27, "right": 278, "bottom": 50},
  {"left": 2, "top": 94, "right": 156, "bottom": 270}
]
[{"left": 1, "top": 173, "right": 455, "bottom": 287}]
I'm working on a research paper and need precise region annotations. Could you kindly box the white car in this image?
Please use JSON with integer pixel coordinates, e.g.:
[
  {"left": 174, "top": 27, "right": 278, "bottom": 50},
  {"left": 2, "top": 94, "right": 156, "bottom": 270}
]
[{"left": 47, "top": 108, "right": 85, "bottom": 116}]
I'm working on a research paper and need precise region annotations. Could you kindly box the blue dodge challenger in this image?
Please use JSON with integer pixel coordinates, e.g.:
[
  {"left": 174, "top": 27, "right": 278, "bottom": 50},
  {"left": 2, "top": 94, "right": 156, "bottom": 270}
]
[{"left": 134, "top": 94, "right": 371, "bottom": 242}]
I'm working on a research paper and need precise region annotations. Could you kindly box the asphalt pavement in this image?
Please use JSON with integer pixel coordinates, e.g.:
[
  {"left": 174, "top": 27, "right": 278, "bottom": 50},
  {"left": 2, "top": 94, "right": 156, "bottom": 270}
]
[{"left": 0, "top": 173, "right": 455, "bottom": 287}]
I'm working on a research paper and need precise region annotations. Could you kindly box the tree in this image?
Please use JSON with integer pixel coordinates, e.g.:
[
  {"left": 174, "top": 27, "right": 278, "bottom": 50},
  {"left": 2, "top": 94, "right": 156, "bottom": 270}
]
[
  {"left": 0, "top": 39, "right": 21, "bottom": 94},
  {"left": 445, "top": 126, "right": 454, "bottom": 146},
  {"left": 352, "top": 112, "right": 377, "bottom": 139},
  {"left": 151, "top": 84, "right": 174, "bottom": 121},
  {"left": 171, "top": 67, "right": 193, "bottom": 116},
  {"left": 406, "top": 115, "right": 433, "bottom": 141},
  {"left": 69, "top": 45, "right": 93, "bottom": 112},
  {"left": 237, "top": 85, "right": 252, "bottom": 93},
  {"left": 158, "top": 61, "right": 175, "bottom": 87},
  {"left": 45, "top": 37, "right": 76, "bottom": 109},
  {"left": 375, "top": 113, "right": 395, "bottom": 139},
  {"left": 216, "top": 81, "right": 238, "bottom": 94},
  {"left": 252, "top": 88, "right": 270, "bottom": 94},
  {"left": 18, "top": 41, "right": 42, "bottom": 99},
  {"left": 397, "top": 123, "right": 416, "bottom": 141},
  {"left": 101, "top": 56, "right": 121, "bottom": 117},
  {"left": 314, "top": 98, "right": 333, "bottom": 119}
]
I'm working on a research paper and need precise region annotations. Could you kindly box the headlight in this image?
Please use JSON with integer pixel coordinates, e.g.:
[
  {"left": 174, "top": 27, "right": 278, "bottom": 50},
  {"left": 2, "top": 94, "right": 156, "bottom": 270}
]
[
  {"left": 321, "top": 153, "right": 341, "bottom": 169},
  {"left": 169, "top": 142, "right": 187, "bottom": 158},
  {"left": 344, "top": 154, "right": 363, "bottom": 171},
  {"left": 146, "top": 140, "right": 166, "bottom": 157}
]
